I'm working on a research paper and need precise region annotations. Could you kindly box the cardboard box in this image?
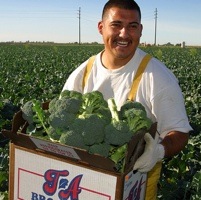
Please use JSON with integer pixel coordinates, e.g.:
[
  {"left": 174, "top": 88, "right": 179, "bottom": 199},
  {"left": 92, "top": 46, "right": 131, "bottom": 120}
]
[{"left": 2, "top": 107, "right": 157, "bottom": 200}]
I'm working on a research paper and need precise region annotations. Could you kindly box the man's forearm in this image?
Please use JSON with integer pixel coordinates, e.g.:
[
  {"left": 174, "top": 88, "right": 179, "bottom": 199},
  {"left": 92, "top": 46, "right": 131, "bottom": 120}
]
[{"left": 160, "top": 131, "right": 189, "bottom": 158}]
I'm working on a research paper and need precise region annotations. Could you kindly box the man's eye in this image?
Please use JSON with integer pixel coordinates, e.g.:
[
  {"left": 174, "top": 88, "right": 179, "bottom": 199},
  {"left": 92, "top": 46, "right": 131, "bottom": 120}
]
[
  {"left": 129, "top": 24, "right": 138, "bottom": 29},
  {"left": 111, "top": 23, "right": 121, "bottom": 28}
]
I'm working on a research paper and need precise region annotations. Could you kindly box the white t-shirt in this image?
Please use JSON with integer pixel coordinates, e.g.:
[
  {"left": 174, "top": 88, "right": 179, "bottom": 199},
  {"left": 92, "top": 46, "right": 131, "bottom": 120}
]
[{"left": 62, "top": 48, "right": 192, "bottom": 138}]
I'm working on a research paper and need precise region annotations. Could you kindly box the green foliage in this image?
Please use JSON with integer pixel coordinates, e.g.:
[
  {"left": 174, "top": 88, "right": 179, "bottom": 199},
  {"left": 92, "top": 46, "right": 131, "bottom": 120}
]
[
  {"left": 190, "top": 170, "right": 201, "bottom": 199},
  {"left": 0, "top": 143, "right": 9, "bottom": 194},
  {"left": 0, "top": 99, "right": 20, "bottom": 197},
  {"left": 158, "top": 134, "right": 201, "bottom": 199},
  {"left": 0, "top": 99, "right": 20, "bottom": 131}
]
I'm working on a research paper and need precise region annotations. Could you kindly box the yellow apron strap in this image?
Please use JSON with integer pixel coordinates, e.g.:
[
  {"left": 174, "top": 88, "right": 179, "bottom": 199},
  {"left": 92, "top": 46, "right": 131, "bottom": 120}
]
[
  {"left": 82, "top": 55, "right": 96, "bottom": 91},
  {"left": 128, "top": 54, "right": 152, "bottom": 101},
  {"left": 145, "top": 161, "right": 162, "bottom": 200}
]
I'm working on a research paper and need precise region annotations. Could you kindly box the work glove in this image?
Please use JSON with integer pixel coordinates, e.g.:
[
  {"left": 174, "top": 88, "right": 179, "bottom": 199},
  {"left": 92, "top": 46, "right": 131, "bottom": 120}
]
[{"left": 133, "top": 132, "right": 165, "bottom": 173}]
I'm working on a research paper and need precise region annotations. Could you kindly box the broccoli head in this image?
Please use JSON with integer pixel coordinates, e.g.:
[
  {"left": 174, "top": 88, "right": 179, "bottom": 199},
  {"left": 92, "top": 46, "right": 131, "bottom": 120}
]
[
  {"left": 119, "top": 100, "right": 153, "bottom": 134},
  {"left": 47, "top": 94, "right": 83, "bottom": 137},
  {"left": 95, "top": 107, "right": 112, "bottom": 125},
  {"left": 21, "top": 100, "right": 41, "bottom": 134},
  {"left": 69, "top": 114, "right": 106, "bottom": 146},
  {"left": 51, "top": 97, "right": 82, "bottom": 114},
  {"left": 80, "top": 90, "right": 111, "bottom": 121},
  {"left": 89, "top": 143, "right": 111, "bottom": 157},
  {"left": 119, "top": 100, "right": 146, "bottom": 120},
  {"left": 81, "top": 90, "right": 108, "bottom": 115},
  {"left": 132, "top": 118, "right": 152, "bottom": 133},
  {"left": 59, "top": 130, "right": 89, "bottom": 151},
  {"left": 123, "top": 108, "right": 152, "bottom": 133},
  {"left": 48, "top": 109, "right": 76, "bottom": 134},
  {"left": 48, "top": 89, "right": 82, "bottom": 117},
  {"left": 104, "top": 122, "right": 132, "bottom": 146},
  {"left": 104, "top": 98, "right": 133, "bottom": 146},
  {"left": 79, "top": 106, "right": 112, "bottom": 126},
  {"left": 60, "top": 90, "right": 82, "bottom": 100}
]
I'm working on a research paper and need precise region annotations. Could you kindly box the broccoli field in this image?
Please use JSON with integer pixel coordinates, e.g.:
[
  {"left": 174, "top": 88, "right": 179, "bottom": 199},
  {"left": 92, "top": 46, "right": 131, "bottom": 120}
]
[{"left": 0, "top": 44, "right": 200, "bottom": 199}]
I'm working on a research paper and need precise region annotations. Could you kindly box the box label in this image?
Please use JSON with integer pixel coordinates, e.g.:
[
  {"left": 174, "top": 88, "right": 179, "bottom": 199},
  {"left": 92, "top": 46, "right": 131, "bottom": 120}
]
[
  {"left": 31, "top": 137, "right": 80, "bottom": 160},
  {"left": 13, "top": 148, "right": 117, "bottom": 200}
]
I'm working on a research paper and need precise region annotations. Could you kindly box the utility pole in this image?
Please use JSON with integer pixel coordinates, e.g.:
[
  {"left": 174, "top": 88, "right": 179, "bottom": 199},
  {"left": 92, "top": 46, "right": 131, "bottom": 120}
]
[
  {"left": 78, "top": 7, "right": 81, "bottom": 45},
  {"left": 154, "top": 8, "right": 157, "bottom": 46}
]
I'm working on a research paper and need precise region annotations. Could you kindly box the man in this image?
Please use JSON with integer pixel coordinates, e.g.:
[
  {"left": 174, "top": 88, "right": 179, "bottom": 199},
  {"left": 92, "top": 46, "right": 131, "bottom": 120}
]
[{"left": 62, "top": 0, "right": 192, "bottom": 199}]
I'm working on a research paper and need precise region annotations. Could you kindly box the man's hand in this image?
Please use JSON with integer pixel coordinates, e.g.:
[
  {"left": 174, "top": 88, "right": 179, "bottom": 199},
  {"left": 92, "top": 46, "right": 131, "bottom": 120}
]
[{"left": 133, "top": 132, "right": 165, "bottom": 173}]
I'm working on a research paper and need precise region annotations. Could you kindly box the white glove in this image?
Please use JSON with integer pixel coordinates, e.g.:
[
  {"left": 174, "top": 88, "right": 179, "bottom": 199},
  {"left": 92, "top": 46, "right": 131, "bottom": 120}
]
[{"left": 133, "top": 132, "right": 165, "bottom": 173}]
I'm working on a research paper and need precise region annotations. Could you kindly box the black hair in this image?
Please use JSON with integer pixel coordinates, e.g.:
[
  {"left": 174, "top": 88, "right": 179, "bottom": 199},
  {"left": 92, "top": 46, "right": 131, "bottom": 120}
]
[{"left": 102, "top": 0, "right": 141, "bottom": 20}]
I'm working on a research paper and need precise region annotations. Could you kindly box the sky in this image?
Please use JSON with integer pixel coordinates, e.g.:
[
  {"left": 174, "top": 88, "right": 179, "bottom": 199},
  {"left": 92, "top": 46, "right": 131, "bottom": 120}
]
[{"left": 1, "top": 0, "right": 201, "bottom": 46}]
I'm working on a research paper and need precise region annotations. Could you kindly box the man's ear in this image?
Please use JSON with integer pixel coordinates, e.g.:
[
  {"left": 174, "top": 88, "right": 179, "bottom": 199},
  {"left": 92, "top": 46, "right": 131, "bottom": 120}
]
[
  {"left": 140, "top": 24, "right": 143, "bottom": 37},
  {"left": 98, "top": 21, "right": 103, "bottom": 35}
]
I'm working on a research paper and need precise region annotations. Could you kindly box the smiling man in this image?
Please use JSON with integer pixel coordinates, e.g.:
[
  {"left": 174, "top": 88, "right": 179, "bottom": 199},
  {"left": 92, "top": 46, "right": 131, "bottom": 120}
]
[{"left": 62, "top": 1, "right": 192, "bottom": 199}]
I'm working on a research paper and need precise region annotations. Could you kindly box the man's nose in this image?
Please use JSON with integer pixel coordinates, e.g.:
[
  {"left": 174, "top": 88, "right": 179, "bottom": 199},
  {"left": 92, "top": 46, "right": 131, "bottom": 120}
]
[{"left": 119, "top": 27, "right": 129, "bottom": 38}]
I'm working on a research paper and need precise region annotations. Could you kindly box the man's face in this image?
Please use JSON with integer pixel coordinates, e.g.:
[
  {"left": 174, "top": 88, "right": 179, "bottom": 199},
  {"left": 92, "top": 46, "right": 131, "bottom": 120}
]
[{"left": 98, "top": 7, "right": 142, "bottom": 61}]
